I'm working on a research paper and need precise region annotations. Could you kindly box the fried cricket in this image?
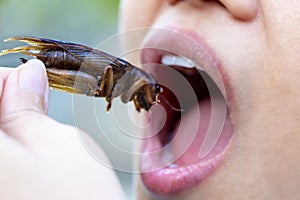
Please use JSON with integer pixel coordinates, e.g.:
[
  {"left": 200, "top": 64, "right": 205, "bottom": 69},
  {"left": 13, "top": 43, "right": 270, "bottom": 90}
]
[{"left": 0, "top": 36, "right": 180, "bottom": 112}]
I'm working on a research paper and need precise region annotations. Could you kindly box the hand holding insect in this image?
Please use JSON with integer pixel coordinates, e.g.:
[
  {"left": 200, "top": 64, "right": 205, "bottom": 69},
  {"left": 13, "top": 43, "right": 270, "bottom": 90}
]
[{"left": 0, "top": 60, "right": 126, "bottom": 200}]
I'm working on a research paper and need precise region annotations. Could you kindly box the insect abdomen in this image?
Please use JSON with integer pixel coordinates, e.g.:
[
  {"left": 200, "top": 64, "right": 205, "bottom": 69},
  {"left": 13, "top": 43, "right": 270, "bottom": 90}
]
[{"left": 41, "top": 49, "right": 82, "bottom": 71}]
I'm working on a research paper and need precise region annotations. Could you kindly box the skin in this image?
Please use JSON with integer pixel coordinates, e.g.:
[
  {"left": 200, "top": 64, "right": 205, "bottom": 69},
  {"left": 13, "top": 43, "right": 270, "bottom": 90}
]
[
  {"left": 0, "top": 60, "right": 125, "bottom": 200},
  {"left": 120, "top": 0, "right": 300, "bottom": 199}
]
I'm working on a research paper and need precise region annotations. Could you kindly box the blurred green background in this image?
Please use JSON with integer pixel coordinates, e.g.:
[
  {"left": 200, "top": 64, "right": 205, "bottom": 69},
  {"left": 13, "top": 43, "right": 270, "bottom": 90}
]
[{"left": 0, "top": 0, "right": 135, "bottom": 199}]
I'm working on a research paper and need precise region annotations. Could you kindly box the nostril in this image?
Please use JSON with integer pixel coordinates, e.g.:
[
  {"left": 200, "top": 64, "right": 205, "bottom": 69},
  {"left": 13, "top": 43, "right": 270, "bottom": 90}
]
[
  {"left": 167, "top": 0, "right": 182, "bottom": 5},
  {"left": 218, "top": 0, "right": 259, "bottom": 21},
  {"left": 168, "top": 0, "right": 259, "bottom": 21}
]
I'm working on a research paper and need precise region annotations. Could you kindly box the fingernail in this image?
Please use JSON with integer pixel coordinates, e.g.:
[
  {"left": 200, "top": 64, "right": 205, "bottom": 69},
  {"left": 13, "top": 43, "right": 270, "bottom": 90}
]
[{"left": 18, "top": 59, "right": 47, "bottom": 96}]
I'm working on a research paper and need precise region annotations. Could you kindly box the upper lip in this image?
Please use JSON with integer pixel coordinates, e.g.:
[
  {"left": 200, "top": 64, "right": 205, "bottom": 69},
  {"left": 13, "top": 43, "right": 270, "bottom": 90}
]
[{"left": 139, "top": 27, "right": 234, "bottom": 196}]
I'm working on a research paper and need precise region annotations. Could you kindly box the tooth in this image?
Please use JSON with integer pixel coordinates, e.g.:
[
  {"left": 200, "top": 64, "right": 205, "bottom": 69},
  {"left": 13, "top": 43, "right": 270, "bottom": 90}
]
[
  {"left": 161, "top": 55, "right": 204, "bottom": 71},
  {"left": 161, "top": 55, "right": 193, "bottom": 68}
]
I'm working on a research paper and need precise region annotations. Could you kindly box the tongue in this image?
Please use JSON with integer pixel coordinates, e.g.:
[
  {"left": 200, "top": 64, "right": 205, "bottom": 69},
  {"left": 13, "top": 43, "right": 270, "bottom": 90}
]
[
  {"left": 143, "top": 64, "right": 233, "bottom": 168},
  {"left": 161, "top": 97, "right": 233, "bottom": 167}
]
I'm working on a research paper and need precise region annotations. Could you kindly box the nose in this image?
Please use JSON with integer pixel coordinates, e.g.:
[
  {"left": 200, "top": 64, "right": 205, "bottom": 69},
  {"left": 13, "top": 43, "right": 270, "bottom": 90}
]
[{"left": 167, "top": 0, "right": 259, "bottom": 21}]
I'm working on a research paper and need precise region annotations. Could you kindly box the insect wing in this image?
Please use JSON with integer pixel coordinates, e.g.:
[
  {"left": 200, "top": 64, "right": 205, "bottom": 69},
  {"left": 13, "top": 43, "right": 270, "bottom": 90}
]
[{"left": 46, "top": 68, "right": 98, "bottom": 94}]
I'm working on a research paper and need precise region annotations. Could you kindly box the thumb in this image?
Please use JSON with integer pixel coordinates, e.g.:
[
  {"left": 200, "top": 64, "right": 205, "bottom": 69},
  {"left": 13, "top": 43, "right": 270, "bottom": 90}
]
[{"left": 0, "top": 59, "right": 49, "bottom": 139}]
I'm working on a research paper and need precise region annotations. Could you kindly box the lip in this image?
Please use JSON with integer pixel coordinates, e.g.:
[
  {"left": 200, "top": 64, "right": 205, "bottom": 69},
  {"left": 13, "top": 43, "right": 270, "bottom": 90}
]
[{"left": 139, "top": 27, "right": 234, "bottom": 196}]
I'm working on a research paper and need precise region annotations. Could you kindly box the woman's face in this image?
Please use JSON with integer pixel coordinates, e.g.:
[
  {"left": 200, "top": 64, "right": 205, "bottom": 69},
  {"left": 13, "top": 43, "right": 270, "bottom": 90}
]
[{"left": 120, "top": 0, "right": 300, "bottom": 199}]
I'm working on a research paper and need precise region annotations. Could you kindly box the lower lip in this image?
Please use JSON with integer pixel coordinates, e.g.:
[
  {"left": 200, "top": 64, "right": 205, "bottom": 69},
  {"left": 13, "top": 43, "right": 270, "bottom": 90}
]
[{"left": 140, "top": 98, "right": 233, "bottom": 196}]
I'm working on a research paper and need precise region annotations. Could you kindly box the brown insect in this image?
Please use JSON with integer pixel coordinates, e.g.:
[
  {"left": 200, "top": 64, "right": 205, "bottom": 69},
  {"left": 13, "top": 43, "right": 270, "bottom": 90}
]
[{"left": 0, "top": 36, "right": 179, "bottom": 112}]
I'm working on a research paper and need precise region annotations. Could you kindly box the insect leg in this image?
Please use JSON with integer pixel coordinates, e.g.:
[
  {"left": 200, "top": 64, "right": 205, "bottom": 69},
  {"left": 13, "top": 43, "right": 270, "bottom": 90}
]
[
  {"left": 133, "top": 95, "right": 141, "bottom": 112},
  {"left": 20, "top": 58, "right": 28, "bottom": 63},
  {"left": 144, "top": 84, "right": 154, "bottom": 104},
  {"left": 97, "top": 66, "right": 114, "bottom": 112}
]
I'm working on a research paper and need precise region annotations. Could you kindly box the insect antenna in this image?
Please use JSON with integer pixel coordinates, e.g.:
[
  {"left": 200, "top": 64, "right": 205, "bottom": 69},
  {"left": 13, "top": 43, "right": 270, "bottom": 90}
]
[{"left": 154, "top": 93, "right": 183, "bottom": 112}]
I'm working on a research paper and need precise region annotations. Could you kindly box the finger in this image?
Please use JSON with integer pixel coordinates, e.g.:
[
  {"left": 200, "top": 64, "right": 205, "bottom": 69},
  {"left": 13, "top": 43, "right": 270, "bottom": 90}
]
[
  {"left": 0, "top": 67, "right": 14, "bottom": 101},
  {"left": 0, "top": 129, "right": 28, "bottom": 157},
  {"left": 0, "top": 59, "right": 50, "bottom": 142}
]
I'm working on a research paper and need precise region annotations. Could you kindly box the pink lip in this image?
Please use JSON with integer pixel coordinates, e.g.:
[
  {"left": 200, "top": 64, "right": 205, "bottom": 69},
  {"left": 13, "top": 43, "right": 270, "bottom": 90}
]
[{"left": 139, "top": 27, "right": 234, "bottom": 196}]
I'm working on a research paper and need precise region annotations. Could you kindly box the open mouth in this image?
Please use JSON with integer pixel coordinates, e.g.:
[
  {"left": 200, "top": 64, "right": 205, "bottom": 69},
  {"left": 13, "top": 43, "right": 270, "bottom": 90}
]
[{"left": 139, "top": 29, "right": 234, "bottom": 196}]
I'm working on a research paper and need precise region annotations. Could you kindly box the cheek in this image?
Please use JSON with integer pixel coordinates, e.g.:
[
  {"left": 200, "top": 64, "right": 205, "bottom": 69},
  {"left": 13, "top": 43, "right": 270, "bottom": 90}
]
[
  {"left": 119, "top": 0, "right": 165, "bottom": 65},
  {"left": 119, "top": 0, "right": 164, "bottom": 31}
]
